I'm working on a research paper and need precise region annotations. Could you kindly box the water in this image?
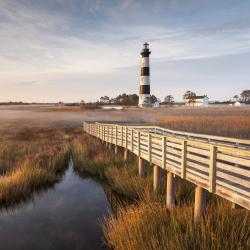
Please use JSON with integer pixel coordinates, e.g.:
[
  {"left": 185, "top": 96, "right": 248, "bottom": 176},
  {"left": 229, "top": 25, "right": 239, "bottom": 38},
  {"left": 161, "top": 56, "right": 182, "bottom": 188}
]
[{"left": 0, "top": 161, "right": 112, "bottom": 250}]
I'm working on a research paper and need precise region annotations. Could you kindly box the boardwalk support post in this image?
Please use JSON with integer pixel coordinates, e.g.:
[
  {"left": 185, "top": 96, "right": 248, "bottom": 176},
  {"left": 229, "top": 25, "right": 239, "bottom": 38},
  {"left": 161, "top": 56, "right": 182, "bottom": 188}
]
[
  {"left": 153, "top": 165, "right": 161, "bottom": 193},
  {"left": 124, "top": 149, "right": 128, "bottom": 161},
  {"left": 115, "top": 146, "right": 118, "bottom": 155},
  {"left": 138, "top": 157, "right": 146, "bottom": 177},
  {"left": 194, "top": 186, "right": 207, "bottom": 223},
  {"left": 166, "top": 172, "right": 175, "bottom": 209}
]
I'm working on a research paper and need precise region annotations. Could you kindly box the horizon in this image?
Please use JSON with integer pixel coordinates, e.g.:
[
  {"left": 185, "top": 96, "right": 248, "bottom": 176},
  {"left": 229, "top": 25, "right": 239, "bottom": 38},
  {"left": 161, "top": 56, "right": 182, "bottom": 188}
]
[{"left": 1, "top": 0, "right": 250, "bottom": 102}]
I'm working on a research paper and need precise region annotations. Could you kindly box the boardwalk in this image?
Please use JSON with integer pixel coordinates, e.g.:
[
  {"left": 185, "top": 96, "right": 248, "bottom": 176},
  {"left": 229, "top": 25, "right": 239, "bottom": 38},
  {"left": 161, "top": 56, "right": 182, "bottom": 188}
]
[{"left": 84, "top": 121, "right": 250, "bottom": 221}]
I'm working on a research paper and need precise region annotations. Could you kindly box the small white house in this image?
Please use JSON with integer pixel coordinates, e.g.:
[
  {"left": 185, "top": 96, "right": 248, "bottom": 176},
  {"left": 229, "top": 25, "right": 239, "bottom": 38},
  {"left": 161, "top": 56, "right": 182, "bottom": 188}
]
[
  {"left": 152, "top": 100, "right": 160, "bottom": 108},
  {"left": 185, "top": 95, "right": 209, "bottom": 107},
  {"left": 234, "top": 101, "right": 245, "bottom": 106}
]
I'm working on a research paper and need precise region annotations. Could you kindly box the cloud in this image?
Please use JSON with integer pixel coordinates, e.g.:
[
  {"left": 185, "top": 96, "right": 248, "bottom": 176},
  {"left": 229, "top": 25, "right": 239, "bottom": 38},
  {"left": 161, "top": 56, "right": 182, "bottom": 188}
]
[{"left": 0, "top": 0, "right": 249, "bottom": 102}]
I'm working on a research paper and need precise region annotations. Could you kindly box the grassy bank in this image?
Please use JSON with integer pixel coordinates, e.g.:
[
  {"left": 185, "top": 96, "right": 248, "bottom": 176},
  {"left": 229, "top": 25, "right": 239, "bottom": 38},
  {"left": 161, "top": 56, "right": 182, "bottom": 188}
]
[
  {"left": 0, "top": 127, "right": 70, "bottom": 207},
  {"left": 72, "top": 133, "right": 152, "bottom": 201},
  {"left": 73, "top": 134, "right": 250, "bottom": 250}
]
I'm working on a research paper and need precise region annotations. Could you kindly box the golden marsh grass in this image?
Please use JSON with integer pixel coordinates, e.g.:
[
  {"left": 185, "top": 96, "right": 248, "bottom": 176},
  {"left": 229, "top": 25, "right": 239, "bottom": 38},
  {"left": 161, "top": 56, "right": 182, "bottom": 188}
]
[{"left": 0, "top": 126, "right": 70, "bottom": 207}]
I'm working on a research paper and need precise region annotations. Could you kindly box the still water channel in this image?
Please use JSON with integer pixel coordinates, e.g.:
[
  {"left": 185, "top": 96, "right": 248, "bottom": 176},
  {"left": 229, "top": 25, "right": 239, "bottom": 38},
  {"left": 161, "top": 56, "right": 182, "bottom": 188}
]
[{"left": 0, "top": 160, "right": 113, "bottom": 250}]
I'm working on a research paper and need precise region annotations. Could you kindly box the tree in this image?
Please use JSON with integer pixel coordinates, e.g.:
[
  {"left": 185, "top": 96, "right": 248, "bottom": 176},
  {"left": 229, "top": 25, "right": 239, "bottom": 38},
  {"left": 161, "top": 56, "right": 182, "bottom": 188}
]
[
  {"left": 240, "top": 90, "right": 250, "bottom": 103},
  {"left": 100, "top": 96, "right": 110, "bottom": 103},
  {"left": 164, "top": 95, "right": 174, "bottom": 104},
  {"left": 183, "top": 90, "right": 196, "bottom": 105},
  {"left": 150, "top": 94, "right": 158, "bottom": 103},
  {"left": 115, "top": 93, "right": 139, "bottom": 105},
  {"left": 80, "top": 100, "right": 85, "bottom": 106},
  {"left": 233, "top": 95, "right": 239, "bottom": 101}
]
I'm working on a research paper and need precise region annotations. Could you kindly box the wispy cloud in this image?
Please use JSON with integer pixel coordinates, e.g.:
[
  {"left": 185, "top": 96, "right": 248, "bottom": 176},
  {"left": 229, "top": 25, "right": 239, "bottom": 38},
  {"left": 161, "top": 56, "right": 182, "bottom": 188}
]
[{"left": 0, "top": 0, "right": 250, "bottom": 102}]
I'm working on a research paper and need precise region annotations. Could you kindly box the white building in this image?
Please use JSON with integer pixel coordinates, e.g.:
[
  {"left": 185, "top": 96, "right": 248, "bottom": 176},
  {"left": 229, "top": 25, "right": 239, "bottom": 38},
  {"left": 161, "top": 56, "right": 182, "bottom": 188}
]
[
  {"left": 152, "top": 100, "right": 160, "bottom": 108},
  {"left": 185, "top": 95, "right": 209, "bottom": 107}
]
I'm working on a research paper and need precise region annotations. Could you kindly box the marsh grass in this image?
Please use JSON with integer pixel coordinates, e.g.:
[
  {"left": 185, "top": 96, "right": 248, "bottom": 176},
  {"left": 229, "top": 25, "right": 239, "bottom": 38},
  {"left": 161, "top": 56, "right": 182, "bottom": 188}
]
[
  {"left": 0, "top": 127, "right": 70, "bottom": 207},
  {"left": 104, "top": 200, "right": 249, "bottom": 250},
  {"left": 72, "top": 134, "right": 249, "bottom": 250},
  {"left": 157, "top": 115, "right": 250, "bottom": 139},
  {"left": 72, "top": 134, "right": 153, "bottom": 201}
]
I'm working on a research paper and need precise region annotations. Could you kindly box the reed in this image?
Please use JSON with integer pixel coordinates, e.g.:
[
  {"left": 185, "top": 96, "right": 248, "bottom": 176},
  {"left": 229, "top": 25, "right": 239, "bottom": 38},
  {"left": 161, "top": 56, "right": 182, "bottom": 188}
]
[
  {"left": 104, "top": 200, "right": 249, "bottom": 250},
  {"left": 0, "top": 127, "right": 70, "bottom": 207},
  {"left": 72, "top": 134, "right": 152, "bottom": 201},
  {"left": 157, "top": 115, "right": 250, "bottom": 139}
]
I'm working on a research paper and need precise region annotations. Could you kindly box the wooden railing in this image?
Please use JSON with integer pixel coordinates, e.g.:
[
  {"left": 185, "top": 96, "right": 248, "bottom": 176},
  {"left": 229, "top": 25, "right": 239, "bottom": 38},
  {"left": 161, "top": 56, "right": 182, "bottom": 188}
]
[{"left": 83, "top": 121, "right": 250, "bottom": 211}]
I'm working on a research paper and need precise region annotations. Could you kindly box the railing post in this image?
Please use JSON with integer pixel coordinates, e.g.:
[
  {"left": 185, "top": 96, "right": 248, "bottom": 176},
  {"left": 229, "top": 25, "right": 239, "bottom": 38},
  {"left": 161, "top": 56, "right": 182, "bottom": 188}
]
[
  {"left": 106, "top": 126, "right": 108, "bottom": 143},
  {"left": 103, "top": 125, "right": 104, "bottom": 142},
  {"left": 166, "top": 172, "right": 175, "bottom": 209},
  {"left": 115, "top": 126, "right": 118, "bottom": 155},
  {"left": 111, "top": 126, "right": 113, "bottom": 144},
  {"left": 106, "top": 126, "right": 108, "bottom": 145},
  {"left": 124, "top": 127, "right": 128, "bottom": 161},
  {"left": 148, "top": 133, "right": 152, "bottom": 164},
  {"left": 109, "top": 126, "right": 112, "bottom": 144},
  {"left": 103, "top": 126, "right": 105, "bottom": 146},
  {"left": 194, "top": 186, "right": 207, "bottom": 223},
  {"left": 138, "top": 131, "right": 146, "bottom": 177},
  {"left": 115, "top": 126, "right": 117, "bottom": 144},
  {"left": 125, "top": 127, "right": 128, "bottom": 149},
  {"left": 121, "top": 126, "right": 124, "bottom": 147},
  {"left": 162, "top": 136, "right": 166, "bottom": 169},
  {"left": 153, "top": 165, "right": 161, "bottom": 194},
  {"left": 131, "top": 129, "right": 134, "bottom": 153},
  {"left": 181, "top": 140, "right": 187, "bottom": 179},
  {"left": 101, "top": 125, "right": 104, "bottom": 143},
  {"left": 103, "top": 126, "right": 105, "bottom": 142},
  {"left": 107, "top": 126, "right": 109, "bottom": 143},
  {"left": 109, "top": 126, "right": 111, "bottom": 142},
  {"left": 138, "top": 131, "right": 141, "bottom": 157},
  {"left": 209, "top": 145, "right": 217, "bottom": 193}
]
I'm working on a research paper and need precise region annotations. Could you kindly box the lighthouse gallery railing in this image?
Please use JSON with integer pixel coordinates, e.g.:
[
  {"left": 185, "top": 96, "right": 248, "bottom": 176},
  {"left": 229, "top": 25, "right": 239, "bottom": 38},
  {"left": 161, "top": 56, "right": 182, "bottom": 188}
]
[{"left": 83, "top": 121, "right": 250, "bottom": 210}]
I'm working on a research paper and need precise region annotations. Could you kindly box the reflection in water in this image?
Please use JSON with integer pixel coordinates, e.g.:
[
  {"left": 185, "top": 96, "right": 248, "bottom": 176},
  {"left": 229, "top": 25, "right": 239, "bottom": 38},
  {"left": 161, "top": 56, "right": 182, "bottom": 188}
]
[
  {"left": 102, "top": 185, "right": 127, "bottom": 215},
  {"left": 0, "top": 160, "right": 112, "bottom": 250}
]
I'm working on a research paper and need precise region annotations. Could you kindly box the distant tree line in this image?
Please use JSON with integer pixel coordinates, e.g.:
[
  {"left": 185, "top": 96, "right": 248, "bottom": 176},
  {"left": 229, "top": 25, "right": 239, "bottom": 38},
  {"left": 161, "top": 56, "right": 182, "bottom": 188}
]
[
  {"left": 98, "top": 93, "right": 159, "bottom": 105},
  {"left": 71, "top": 89, "right": 250, "bottom": 107},
  {"left": 233, "top": 90, "right": 250, "bottom": 103}
]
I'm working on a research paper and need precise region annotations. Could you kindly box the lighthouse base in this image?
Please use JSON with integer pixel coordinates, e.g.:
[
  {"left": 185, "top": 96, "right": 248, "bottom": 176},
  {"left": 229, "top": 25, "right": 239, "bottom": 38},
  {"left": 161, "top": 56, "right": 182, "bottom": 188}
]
[
  {"left": 138, "top": 94, "right": 151, "bottom": 108},
  {"left": 138, "top": 103, "right": 152, "bottom": 108}
]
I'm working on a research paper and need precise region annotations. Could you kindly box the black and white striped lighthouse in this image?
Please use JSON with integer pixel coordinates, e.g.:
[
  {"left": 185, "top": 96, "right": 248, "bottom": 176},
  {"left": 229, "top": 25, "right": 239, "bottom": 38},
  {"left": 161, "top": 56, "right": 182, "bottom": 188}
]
[{"left": 139, "top": 42, "right": 151, "bottom": 107}]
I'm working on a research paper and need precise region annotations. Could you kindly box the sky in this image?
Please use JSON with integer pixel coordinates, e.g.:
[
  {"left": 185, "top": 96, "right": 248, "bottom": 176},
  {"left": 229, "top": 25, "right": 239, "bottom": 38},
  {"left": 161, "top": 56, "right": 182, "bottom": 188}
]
[{"left": 0, "top": 0, "right": 250, "bottom": 102}]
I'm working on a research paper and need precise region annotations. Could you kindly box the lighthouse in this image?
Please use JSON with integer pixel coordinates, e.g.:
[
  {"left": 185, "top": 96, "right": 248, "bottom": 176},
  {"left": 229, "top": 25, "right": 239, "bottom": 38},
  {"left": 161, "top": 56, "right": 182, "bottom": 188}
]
[{"left": 139, "top": 42, "right": 151, "bottom": 107}]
